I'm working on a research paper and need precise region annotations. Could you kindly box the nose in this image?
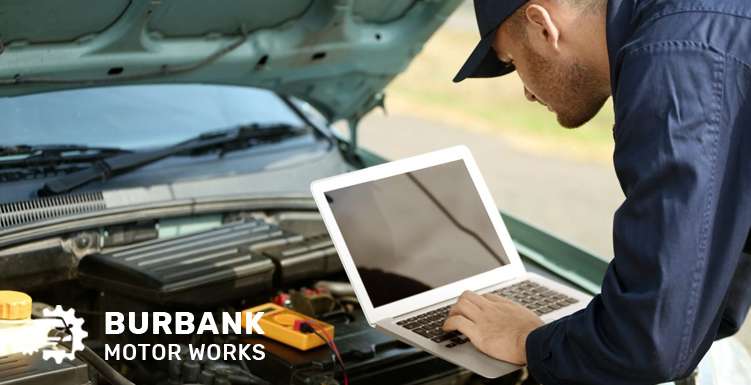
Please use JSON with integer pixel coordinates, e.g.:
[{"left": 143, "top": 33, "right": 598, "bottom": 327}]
[{"left": 524, "top": 87, "right": 537, "bottom": 102}]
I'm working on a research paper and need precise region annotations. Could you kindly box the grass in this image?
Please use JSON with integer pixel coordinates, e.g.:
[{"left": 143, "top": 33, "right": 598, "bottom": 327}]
[{"left": 382, "top": 18, "right": 616, "bottom": 163}]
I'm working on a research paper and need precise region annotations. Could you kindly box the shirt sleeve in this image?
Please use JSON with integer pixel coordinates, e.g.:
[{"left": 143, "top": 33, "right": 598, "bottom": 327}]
[{"left": 525, "top": 43, "right": 751, "bottom": 385}]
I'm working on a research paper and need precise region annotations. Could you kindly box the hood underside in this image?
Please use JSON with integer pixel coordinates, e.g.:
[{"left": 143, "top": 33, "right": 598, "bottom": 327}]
[{"left": 0, "top": 0, "right": 461, "bottom": 122}]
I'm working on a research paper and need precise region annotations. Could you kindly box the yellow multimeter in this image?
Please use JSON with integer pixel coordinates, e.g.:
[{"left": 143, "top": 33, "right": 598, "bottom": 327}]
[{"left": 242, "top": 302, "right": 335, "bottom": 351}]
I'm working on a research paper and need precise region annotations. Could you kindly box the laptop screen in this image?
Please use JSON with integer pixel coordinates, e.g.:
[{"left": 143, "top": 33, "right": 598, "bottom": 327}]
[{"left": 325, "top": 159, "right": 510, "bottom": 308}]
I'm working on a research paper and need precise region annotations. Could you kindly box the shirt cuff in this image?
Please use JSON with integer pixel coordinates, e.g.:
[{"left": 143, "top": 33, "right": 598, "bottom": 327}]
[{"left": 526, "top": 322, "right": 561, "bottom": 385}]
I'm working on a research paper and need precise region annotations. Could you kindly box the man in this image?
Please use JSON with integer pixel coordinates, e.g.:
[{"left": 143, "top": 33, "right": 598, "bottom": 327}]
[{"left": 442, "top": 0, "right": 751, "bottom": 384}]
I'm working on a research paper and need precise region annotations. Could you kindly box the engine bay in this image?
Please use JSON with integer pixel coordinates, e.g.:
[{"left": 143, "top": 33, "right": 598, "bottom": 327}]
[{"left": 0, "top": 209, "right": 532, "bottom": 385}]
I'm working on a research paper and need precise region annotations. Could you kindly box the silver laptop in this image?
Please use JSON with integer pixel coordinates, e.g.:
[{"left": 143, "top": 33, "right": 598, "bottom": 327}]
[{"left": 310, "top": 146, "right": 590, "bottom": 378}]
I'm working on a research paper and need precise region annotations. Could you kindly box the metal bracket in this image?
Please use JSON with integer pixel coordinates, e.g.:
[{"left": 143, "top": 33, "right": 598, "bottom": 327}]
[
  {"left": 346, "top": 117, "right": 359, "bottom": 162},
  {"left": 342, "top": 91, "right": 387, "bottom": 164}
]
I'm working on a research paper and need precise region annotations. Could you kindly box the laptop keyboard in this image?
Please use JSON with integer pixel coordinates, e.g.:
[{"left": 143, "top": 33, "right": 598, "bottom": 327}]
[{"left": 396, "top": 280, "right": 578, "bottom": 348}]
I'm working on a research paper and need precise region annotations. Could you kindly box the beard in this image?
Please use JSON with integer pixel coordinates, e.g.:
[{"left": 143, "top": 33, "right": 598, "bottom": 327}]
[{"left": 522, "top": 45, "right": 610, "bottom": 128}]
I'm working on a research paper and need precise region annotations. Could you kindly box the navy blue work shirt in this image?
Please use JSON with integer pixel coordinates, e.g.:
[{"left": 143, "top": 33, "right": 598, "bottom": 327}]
[{"left": 525, "top": 1, "right": 751, "bottom": 384}]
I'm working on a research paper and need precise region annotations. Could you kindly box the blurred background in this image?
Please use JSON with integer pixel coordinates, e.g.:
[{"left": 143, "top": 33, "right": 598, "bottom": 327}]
[{"left": 348, "top": 1, "right": 623, "bottom": 260}]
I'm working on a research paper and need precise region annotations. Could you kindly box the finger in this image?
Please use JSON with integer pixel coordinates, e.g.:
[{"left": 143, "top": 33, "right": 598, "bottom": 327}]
[
  {"left": 483, "top": 292, "right": 514, "bottom": 304},
  {"left": 449, "top": 297, "right": 482, "bottom": 319},
  {"left": 458, "top": 290, "right": 490, "bottom": 309},
  {"left": 442, "top": 315, "right": 480, "bottom": 342}
]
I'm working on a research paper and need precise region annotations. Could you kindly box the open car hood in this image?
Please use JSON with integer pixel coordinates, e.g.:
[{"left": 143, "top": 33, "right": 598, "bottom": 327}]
[{"left": 0, "top": 0, "right": 461, "bottom": 122}]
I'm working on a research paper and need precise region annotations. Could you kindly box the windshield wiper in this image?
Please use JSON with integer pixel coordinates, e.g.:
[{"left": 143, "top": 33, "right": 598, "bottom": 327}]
[
  {"left": 0, "top": 145, "right": 131, "bottom": 183},
  {"left": 37, "top": 122, "right": 306, "bottom": 196},
  {"left": 0, "top": 144, "right": 129, "bottom": 162}
]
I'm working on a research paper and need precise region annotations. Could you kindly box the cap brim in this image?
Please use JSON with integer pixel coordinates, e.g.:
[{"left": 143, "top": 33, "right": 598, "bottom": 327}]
[{"left": 452, "top": 30, "right": 514, "bottom": 83}]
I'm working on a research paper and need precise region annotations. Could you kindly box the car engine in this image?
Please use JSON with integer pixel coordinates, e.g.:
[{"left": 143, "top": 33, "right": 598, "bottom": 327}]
[{"left": 0, "top": 209, "right": 526, "bottom": 385}]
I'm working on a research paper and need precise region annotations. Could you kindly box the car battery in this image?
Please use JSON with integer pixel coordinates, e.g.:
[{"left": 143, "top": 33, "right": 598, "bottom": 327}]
[
  {"left": 79, "top": 219, "right": 301, "bottom": 306},
  {"left": 243, "top": 309, "right": 465, "bottom": 385},
  {"left": 263, "top": 234, "right": 342, "bottom": 286},
  {"left": 0, "top": 351, "right": 90, "bottom": 385}
]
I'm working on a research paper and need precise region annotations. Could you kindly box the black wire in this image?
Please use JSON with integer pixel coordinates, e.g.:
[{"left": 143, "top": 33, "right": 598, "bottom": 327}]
[
  {"left": 406, "top": 172, "right": 507, "bottom": 264},
  {"left": 48, "top": 328, "right": 135, "bottom": 385},
  {"left": 302, "top": 323, "right": 348, "bottom": 382},
  {"left": 74, "top": 344, "right": 136, "bottom": 385},
  {"left": 311, "top": 329, "right": 347, "bottom": 379}
]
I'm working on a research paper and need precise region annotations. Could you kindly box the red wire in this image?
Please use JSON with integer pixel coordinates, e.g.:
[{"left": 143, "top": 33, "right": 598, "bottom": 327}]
[{"left": 305, "top": 321, "right": 349, "bottom": 385}]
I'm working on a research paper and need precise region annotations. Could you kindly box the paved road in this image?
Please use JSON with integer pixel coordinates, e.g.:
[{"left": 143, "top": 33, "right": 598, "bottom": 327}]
[{"left": 355, "top": 112, "right": 625, "bottom": 260}]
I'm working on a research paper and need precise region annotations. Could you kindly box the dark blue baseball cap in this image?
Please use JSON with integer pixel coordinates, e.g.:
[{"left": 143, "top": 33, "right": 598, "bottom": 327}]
[{"left": 452, "top": 0, "right": 528, "bottom": 83}]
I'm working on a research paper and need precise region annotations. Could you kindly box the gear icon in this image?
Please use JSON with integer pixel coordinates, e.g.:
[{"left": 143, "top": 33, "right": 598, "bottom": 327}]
[
  {"left": 41, "top": 305, "right": 88, "bottom": 364},
  {"left": 20, "top": 344, "right": 38, "bottom": 355}
]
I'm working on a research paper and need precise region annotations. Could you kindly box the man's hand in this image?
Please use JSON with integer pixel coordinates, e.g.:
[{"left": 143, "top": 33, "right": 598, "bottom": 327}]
[{"left": 443, "top": 291, "right": 543, "bottom": 365}]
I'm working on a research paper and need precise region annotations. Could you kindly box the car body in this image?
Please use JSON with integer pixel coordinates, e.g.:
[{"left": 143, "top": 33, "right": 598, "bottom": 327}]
[{"left": 0, "top": 1, "right": 748, "bottom": 385}]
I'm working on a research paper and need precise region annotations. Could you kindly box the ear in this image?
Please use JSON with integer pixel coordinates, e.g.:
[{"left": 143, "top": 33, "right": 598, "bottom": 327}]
[{"left": 524, "top": 4, "right": 560, "bottom": 51}]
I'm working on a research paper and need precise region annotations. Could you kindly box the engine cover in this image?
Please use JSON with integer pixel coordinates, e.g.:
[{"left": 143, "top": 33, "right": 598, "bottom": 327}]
[{"left": 78, "top": 219, "right": 300, "bottom": 306}]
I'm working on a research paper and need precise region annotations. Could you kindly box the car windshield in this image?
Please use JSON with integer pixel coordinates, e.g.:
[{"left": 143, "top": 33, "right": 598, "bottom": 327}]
[{"left": 0, "top": 84, "right": 307, "bottom": 150}]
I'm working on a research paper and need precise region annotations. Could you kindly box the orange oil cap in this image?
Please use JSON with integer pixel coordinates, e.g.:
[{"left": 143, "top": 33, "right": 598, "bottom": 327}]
[{"left": 0, "top": 291, "right": 32, "bottom": 320}]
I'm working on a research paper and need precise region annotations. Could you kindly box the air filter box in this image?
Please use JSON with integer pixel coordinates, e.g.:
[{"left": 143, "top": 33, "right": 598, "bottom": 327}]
[{"left": 78, "top": 219, "right": 302, "bottom": 306}]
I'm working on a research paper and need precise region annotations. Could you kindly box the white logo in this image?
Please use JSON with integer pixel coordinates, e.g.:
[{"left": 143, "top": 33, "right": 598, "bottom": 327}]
[{"left": 40, "top": 305, "right": 88, "bottom": 363}]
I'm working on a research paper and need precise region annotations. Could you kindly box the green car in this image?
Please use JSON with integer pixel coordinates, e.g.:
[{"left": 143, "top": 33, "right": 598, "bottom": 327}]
[{"left": 0, "top": 1, "right": 747, "bottom": 384}]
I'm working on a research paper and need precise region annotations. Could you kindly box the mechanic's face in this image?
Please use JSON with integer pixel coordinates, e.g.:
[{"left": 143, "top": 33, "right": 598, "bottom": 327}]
[{"left": 494, "top": 6, "right": 610, "bottom": 128}]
